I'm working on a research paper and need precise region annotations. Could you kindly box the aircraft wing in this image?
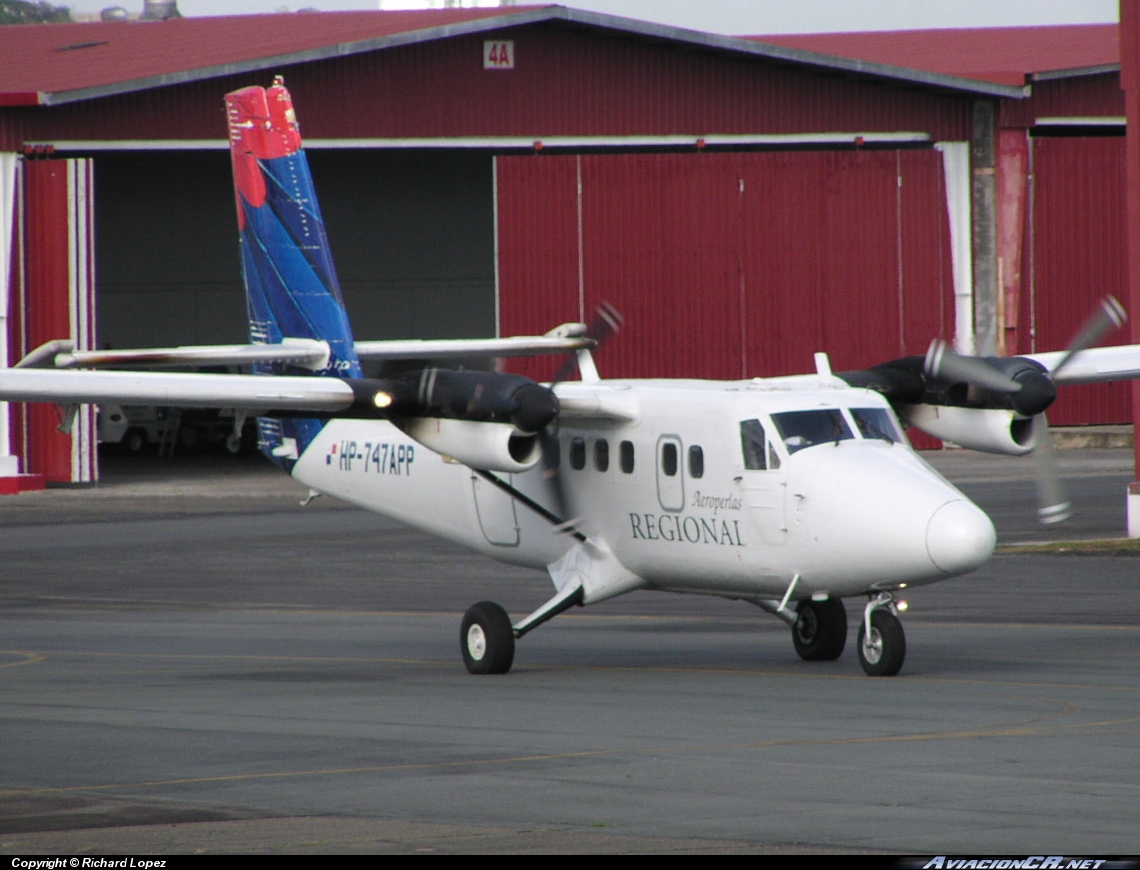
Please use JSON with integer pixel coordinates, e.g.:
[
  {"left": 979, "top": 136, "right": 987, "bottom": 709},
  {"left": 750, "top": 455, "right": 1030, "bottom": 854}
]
[
  {"left": 355, "top": 330, "right": 593, "bottom": 360},
  {"left": 1023, "top": 344, "right": 1140, "bottom": 385},
  {"left": 0, "top": 368, "right": 357, "bottom": 413},
  {"left": 36, "top": 339, "right": 331, "bottom": 371},
  {"left": 29, "top": 325, "right": 593, "bottom": 371}
]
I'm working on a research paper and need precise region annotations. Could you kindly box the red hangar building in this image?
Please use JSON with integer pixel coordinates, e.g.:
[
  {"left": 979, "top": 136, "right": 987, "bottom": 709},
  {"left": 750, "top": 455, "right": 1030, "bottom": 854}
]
[{"left": 0, "top": 5, "right": 1129, "bottom": 483}]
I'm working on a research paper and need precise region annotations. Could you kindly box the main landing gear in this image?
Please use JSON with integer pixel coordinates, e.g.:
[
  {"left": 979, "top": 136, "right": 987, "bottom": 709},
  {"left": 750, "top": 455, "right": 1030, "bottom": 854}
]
[
  {"left": 791, "top": 598, "right": 847, "bottom": 661},
  {"left": 460, "top": 585, "right": 585, "bottom": 675},
  {"left": 857, "top": 592, "right": 906, "bottom": 677},
  {"left": 460, "top": 601, "right": 515, "bottom": 675}
]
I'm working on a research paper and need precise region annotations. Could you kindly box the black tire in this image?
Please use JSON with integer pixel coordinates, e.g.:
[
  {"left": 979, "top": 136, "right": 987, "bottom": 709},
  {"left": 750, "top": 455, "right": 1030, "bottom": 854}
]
[
  {"left": 857, "top": 609, "right": 906, "bottom": 677},
  {"left": 123, "top": 428, "right": 148, "bottom": 455},
  {"left": 460, "top": 601, "right": 515, "bottom": 675},
  {"left": 224, "top": 433, "right": 243, "bottom": 455},
  {"left": 792, "top": 598, "right": 847, "bottom": 661}
]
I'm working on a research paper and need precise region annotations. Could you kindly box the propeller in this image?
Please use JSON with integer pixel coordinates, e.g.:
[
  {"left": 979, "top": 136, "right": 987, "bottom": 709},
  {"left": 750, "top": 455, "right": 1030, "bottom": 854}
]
[
  {"left": 542, "top": 302, "right": 624, "bottom": 529},
  {"left": 924, "top": 295, "right": 1127, "bottom": 525},
  {"left": 550, "top": 301, "right": 624, "bottom": 386}
]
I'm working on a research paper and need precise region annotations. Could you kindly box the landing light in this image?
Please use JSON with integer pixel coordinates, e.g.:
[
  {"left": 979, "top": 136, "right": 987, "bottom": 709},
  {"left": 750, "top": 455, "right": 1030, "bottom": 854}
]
[
  {"left": 373, "top": 391, "right": 393, "bottom": 409},
  {"left": 897, "top": 600, "right": 909, "bottom": 612}
]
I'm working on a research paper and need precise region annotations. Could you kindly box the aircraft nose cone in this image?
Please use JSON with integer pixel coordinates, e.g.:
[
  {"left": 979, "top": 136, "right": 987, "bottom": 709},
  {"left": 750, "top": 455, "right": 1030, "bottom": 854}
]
[{"left": 925, "top": 499, "right": 996, "bottom": 575}]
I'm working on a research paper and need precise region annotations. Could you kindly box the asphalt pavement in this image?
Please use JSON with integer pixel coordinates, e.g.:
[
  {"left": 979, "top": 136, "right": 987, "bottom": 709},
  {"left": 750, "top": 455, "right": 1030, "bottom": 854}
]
[{"left": 0, "top": 447, "right": 1137, "bottom": 854}]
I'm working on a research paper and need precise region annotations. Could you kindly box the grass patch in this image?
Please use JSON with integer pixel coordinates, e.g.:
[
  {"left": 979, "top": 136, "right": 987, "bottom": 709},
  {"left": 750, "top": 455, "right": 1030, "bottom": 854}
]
[{"left": 998, "top": 538, "right": 1140, "bottom": 556}]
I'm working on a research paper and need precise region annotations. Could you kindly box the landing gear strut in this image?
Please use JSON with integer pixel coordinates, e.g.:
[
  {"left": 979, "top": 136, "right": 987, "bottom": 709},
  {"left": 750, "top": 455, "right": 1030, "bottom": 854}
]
[
  {"left": 460, "top": 584, "right": 585, "bottom": 675},
  {"left": 857, "top": 592, "right": 906, "bottom": 677},
  {"left": 791, "top": 598, "right": 847, "bottom": 661},
  {"left": 460, "top": 601, "right": 515, "bottom": 675}
]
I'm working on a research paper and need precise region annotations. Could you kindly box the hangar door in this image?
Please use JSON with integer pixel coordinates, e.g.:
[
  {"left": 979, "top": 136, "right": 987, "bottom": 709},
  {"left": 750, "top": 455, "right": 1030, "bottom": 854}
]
[
  {"left": 1024, "top": 135, "right": 1128, "bottom": 426},
  {"left": 496, "top": 151, "right": 954, "bottom": 384}
]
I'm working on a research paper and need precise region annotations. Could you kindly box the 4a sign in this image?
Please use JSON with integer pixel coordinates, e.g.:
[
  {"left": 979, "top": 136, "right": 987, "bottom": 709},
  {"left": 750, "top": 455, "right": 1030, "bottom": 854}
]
[{"left": 483, "top": 40, "right": 514, "bottom": 69}]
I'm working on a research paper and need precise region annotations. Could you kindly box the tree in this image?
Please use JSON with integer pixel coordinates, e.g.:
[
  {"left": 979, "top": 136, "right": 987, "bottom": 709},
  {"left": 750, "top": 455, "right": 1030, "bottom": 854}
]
[{"left": 0, "top": 1, "right": 72, "bottom": 24}]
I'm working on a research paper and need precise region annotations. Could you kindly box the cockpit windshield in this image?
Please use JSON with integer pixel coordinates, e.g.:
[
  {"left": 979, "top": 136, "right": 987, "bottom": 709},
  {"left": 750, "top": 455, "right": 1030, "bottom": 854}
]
[{"left": 771, "top": 409, "right": 854, "bottom": 454}]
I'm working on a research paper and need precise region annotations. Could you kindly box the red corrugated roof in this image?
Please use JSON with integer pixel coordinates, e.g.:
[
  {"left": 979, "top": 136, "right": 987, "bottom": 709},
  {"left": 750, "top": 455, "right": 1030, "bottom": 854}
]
[
  {"left": 0, "top": 6, "right": 1032, "bottom": 108},
  {"left": 0, "top": 8, "right": 546, "bottom": 104},
  {"left": 749, "top": 24, "right": 1119, "bottom": 87}
]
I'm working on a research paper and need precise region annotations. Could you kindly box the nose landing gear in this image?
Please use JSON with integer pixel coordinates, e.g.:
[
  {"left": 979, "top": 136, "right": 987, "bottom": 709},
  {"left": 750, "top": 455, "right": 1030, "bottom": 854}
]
[{"left": 858, "top": 592, "right": 906, "bottom": 676}]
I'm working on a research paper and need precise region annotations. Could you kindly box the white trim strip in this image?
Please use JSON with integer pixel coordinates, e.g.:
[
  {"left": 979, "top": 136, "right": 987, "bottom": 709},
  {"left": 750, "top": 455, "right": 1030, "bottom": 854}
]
[
  {"left": 935, "top": 141, "right": 974, "bottom": 356},
  {"left": 67, "top": 159, "right": 97, "bottom": 483},
  {"left": 1035, "top": 116, "right": 1125, "bottom": 127},
  {"left": 31, "top": 132, "right": 933, "bottom": 152},
  {"left": 0, "top": 153, "right": 16, "bottom": 467}
]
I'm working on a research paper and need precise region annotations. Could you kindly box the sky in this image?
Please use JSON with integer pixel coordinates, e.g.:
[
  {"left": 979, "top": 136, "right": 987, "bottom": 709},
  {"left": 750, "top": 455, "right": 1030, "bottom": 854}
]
[{"left": 68, "top": 0, "right": 1119, "bottom": 35}]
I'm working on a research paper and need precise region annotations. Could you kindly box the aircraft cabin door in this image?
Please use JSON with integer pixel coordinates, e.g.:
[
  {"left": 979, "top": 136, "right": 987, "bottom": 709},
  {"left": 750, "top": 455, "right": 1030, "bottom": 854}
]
[
  {"left": 471, "top": 472, "right": 520, "bottom": 547},
  {"left": 656, "top": 435, "right": 685, "bottom": 512},
  {"left": 736, "top": 418, "right": 787, "bottom": 545}
]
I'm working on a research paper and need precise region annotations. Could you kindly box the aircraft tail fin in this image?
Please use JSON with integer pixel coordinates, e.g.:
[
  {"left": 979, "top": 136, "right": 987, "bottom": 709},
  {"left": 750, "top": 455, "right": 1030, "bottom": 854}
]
[{"left": 225, "top": 77, "right": 361, "bottom": 467}]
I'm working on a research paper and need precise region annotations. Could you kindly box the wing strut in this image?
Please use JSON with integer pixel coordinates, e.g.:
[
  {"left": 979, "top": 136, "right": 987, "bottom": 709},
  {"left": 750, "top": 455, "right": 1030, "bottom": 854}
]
[{"left": 473, "top": 469, "right": 586, "bottom": 543}]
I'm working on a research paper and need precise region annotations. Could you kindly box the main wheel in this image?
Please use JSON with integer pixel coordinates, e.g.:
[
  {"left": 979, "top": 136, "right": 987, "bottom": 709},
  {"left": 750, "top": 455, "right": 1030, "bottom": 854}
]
[
  {"left": 792, "top": 598, "right": 847, "bottom": 661},
  {"left": 857, "top": 609, "right": 906, "bottom": 677},
  {"left": 460, "top": 601, "right": 515, "bottom": 675}
]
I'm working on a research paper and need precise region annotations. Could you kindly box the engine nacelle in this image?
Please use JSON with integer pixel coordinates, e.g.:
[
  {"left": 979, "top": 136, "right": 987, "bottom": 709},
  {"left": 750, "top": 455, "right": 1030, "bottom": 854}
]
[
  {"left": 900, "top": 405, "right": 1037, "bottom": 455},
  {"left": 403, "top": 417, "right": 542, "bottom": 473}
]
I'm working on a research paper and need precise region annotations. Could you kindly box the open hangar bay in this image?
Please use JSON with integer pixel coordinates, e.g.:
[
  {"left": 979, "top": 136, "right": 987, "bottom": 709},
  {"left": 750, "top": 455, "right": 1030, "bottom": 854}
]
[{"left": 0, "top": 449, "right": 1136, "bottom": 854}]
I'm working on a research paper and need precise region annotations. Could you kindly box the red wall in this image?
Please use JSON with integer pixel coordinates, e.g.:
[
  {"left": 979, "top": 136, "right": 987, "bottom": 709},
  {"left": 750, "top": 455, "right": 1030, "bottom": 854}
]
[
  {"left": 10, "top": 158, "right": 96, "bottom": 483},
  {"left": 14, "top": 160, "right": 74, "bottom": 481}
]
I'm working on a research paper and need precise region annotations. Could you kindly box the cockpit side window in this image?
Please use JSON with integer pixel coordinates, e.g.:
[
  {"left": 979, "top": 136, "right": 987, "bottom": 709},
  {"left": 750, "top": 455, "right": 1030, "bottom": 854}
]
[
  {"left": 740, "top": 419, "right": 767, "bottom": 470},
  {"left": 851, "top": 407, "right": 902, "bottom": 443},
  {"left": 771, "top": 409, "right": 854, "bottom": 454}
]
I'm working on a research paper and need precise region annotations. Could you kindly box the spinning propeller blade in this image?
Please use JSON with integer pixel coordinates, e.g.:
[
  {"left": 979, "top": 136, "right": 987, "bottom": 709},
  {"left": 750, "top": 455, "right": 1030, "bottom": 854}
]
[
  {"left": 543, "top": 303, "right": 624, "bottom": 529},
  {"left": 551, "top": 302, "right": 623, "bottom": 386},
  {"left": 1031, "top": 414, "right": 1071, "bottom": 524},
  {"left": 1049, "top": 295, "right": 1127, "bottom": 378},
  {"left": 924, "top": 296, "right": 1125, "bottom": 525},
  {"left": 924, "top": 339, "right": 1021, "bottom": 393}
]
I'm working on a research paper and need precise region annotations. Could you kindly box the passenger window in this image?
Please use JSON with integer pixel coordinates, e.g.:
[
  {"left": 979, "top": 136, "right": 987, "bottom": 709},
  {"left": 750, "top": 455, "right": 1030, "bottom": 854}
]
[
  {"left": 569, "top": 436, "right": 586, "bottom": 470},
  {"left": 740, "top": 419, "right": 767, "bottom": 470},
  {"left": 620, "top": 440, "right": 635, "bottom": 474},
  {"left": 594, "top": 438, "right": 610, "bottom": 472},
  {"left": 688, "top": 445, "right": 704, "bottom": 479},
  {"left": 661, "top": 441, "right": 678, "bottom": 477}
]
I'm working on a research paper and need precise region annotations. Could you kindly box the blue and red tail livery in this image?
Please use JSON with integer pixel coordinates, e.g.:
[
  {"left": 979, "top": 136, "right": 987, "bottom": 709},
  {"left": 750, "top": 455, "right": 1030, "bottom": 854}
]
[{"left": 226, "top": 77, "right": 361, "bottom": 466}]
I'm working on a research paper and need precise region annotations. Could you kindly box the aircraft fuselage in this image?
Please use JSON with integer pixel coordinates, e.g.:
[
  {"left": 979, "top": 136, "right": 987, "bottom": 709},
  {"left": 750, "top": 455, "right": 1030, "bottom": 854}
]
[{"left": 291, "top": 377, "right": 996, "bottom": 604}]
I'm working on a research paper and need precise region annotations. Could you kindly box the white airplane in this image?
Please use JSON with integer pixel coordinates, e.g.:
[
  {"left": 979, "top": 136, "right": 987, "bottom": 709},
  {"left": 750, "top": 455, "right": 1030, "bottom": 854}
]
[{"left": 4, "top": 78, "right": 1140, "bottom": 677}]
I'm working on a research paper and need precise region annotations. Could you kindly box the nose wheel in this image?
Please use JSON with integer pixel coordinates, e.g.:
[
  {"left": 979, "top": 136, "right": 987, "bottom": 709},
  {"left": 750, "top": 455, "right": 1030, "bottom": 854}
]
[{"left": 857, "top": 594, "right": 906, "bottom": 676}]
